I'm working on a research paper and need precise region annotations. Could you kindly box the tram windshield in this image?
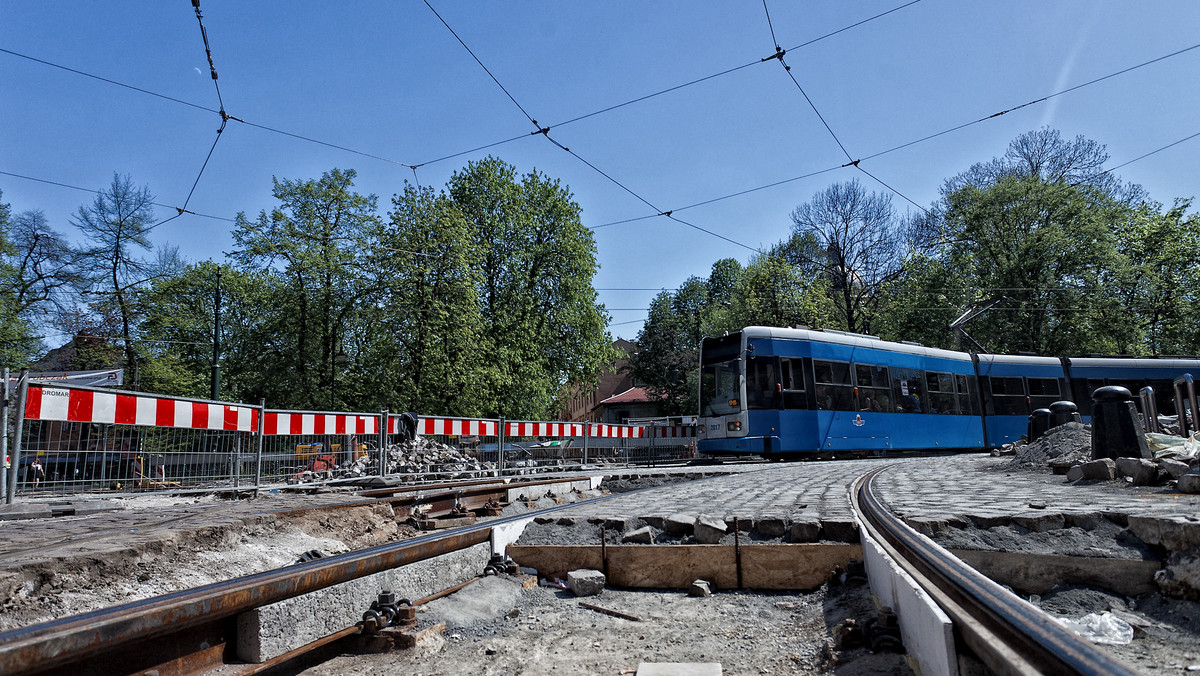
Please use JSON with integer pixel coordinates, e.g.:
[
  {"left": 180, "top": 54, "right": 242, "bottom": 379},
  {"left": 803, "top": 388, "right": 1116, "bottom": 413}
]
[{"left": 701, "top": 358, "right": 742, "bottom": 416}]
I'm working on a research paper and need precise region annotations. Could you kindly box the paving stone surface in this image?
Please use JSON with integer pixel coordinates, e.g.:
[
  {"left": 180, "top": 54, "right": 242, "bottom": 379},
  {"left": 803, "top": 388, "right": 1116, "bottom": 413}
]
[{"left": 3, "top": 455, "right": 1198, "bottom": 567}]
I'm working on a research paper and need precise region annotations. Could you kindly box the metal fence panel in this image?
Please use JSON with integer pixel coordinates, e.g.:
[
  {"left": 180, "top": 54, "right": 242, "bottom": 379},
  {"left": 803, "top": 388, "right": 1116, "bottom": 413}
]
[{"left": 13, "top": 383, "right": 261, "bottom": 496}]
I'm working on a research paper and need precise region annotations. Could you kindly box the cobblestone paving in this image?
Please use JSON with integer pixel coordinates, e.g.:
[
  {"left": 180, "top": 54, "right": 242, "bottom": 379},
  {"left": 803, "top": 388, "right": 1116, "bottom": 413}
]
[
  {"left": 873, "top": 454, "right": 1200, "bottom": 521},
  {"left": 3, "top": 455, "right": 1197, "bottom": 567}
]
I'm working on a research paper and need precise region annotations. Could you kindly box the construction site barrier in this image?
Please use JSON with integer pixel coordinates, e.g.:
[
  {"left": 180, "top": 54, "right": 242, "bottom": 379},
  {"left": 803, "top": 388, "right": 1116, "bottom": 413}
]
[{"left": 4, "top": 377, "right": 698, "bottom": 502}]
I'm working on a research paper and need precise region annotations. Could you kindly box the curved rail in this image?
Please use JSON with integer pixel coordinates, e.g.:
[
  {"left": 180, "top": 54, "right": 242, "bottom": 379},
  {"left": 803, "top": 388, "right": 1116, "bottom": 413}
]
[
  {"left": 852, "top": 467, "right": 1138, "bottom": 676},
  {"left": 0, "top": 491, "right": 619, "bottom": 676}
]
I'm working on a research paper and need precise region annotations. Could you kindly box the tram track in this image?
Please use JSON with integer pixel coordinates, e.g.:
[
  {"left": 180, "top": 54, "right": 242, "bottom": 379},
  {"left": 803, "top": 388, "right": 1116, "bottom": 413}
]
[
  {"left": 852, "top": 466, "right": 1140, "bottom": 675},
  {"left": 0, "top": 486, "right": 622, "bottom": 676}
]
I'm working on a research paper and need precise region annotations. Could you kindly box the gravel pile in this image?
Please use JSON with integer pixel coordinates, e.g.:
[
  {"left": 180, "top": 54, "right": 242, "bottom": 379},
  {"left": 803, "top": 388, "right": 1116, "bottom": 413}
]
[{"left": 1001, "top": 422, "right": 1092, "bottom": 470}]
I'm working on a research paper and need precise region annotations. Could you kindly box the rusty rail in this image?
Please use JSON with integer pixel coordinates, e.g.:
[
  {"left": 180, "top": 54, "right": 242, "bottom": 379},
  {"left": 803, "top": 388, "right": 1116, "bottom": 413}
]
[{"left": 0, "top": 493, "right": 616, "bottom": 676}]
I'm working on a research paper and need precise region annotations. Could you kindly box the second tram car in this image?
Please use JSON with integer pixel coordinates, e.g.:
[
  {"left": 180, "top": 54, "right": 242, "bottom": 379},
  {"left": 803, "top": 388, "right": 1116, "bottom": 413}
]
[{"left": 697, "top": 326, "right": 1200, "bottom": 457}]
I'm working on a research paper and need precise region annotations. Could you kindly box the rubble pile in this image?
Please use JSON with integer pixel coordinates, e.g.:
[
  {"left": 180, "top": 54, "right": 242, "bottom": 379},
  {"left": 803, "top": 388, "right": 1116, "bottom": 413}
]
[
  {"left": 1001, "top": 422, "right": 1093, "bottom": 470},
  {"left": 384, "top": 437, "right": 488, "bottom": 477}
]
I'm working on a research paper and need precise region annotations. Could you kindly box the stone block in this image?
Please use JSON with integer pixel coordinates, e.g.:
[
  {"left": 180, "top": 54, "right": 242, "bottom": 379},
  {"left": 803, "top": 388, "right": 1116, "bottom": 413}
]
[
  {"left": 1158, "top": 458, "right": 1191, "bottom": 479},
  {"left": 969, "top": 513, "right": 1011, "bottom": 529},
  {"left": 640, "top": 516, "right": 665, "bottom": 529},
  {"left": 1011, "top": 512, "right": 1066, "bottom": 533},
  {"left": 1127, "top": 515, "right": 1200, "bottom": 550},
  {"left": 821, "top": 519, "right": 860, "bottom": 543},
  {"left": 663, "top": 513, "right": 695, "bottom": 537},
  {"left": 623, "top": 526, "right": 654, "bottom": 544},
  {"left": 1155, "top": 550, "right": 1200, "bottom": 601},
  {"left": 789, "top": 517, "right": 821, "bottom": 543},
  {"left": 0, "top": 503, "right": 52, "bottom": 521},
  {"left": 1079, "top": 458, "right": 1117, "bottom": 481},
  {"left": 1115, "top": 457, "right": 1158, "bottom": 485},
  {"left": 905, "top": 517, "right": 949, "bottom": 537},
  {"left": 693, "top": 514, "right": 727, "bottom": 544},
  {"left": 568, "top": 568, "right": 606, "bottom": 597},
  {"left": 604, "top": 517, "right": 637, "bottom": 532},
  {"left": 1178, "top": 472, "right": 1200, "bottom": 495},
  {"left": 1066, "top": 465, "right": 1084, "bottom": 482},
  {"left": 755, "top": 517, "right": 789, "bottom": 538},
  {"left": 1065, "top": 512, "right": 1103, "bottom": 531}
]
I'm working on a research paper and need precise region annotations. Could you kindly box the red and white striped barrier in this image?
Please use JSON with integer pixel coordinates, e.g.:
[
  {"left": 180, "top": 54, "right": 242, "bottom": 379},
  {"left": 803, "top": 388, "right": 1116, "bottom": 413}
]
[
  {"left": 505, "top": 422, "right": 586, "bottom": 438},
  {"left": 587, "top": 424, "right": 643, "bottom": 438},
  {"left": 419, "top": 417, "right": 498, "bottom": 436},
  {"left": 23, "top": 385, "right": 258, "bottom": 432},
  {"left": 263, "top": 412, "right": 378, "bottom": 436},
  {"left": 650, "top": 425, "right": 696, "bottom": 438}
]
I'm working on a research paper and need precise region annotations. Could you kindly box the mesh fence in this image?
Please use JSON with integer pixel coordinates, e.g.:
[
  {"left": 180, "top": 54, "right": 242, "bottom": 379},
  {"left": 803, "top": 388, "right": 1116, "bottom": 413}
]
[
  {"left": 10, "top": 382, "right": 260, "bottom": 496},
  {"left": 3, "top": 378, "right": 695, "bottom": 501}
]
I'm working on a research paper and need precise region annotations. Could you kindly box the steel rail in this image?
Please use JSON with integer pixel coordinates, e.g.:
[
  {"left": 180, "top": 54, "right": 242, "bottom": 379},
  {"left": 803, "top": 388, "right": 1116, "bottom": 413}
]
[
  {"left": 0, "top": 492, "right": 620, "bottom": 676},
  {"left": 853, "top": 467, "right": 1138, "bottom": 676}
]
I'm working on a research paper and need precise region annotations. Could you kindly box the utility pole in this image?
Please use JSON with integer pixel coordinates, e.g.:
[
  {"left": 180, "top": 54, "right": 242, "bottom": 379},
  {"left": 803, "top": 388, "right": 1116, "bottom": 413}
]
[{"left": 211, "top": 266, "right": 221, "bottom": 401}]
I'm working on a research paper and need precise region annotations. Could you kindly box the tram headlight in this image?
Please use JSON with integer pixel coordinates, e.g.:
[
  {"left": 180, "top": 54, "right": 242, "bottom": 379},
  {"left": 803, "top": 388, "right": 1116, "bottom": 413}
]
[{"left": 727, "top": 421, "right": 742, "bottom": 432}]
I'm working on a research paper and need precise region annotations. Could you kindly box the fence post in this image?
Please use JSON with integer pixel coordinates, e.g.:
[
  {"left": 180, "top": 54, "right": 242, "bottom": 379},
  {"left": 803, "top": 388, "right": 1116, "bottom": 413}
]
[
  {"left": 378, "top": 409, "right": 388, "bottom": 479},
  {"left": 254, "top": 399, "right": 265, "bottom": 492},
  {"left": 582, "top": 422, "right": 590, "bottom": 466},
  {"left": 7, "top": 369, "right": 29, "bottom": 504},
  {"left": 497, "top": 417, "right": 505, "bottom": 477},
  {"left": 1, "top": 367, "right": 8, "bottom": 503}
]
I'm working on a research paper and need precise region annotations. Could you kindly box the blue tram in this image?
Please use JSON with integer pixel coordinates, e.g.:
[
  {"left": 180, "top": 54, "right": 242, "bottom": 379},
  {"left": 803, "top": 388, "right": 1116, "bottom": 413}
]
[{"left": 696, "top": 326, "right": 1200, "bottom": 457}]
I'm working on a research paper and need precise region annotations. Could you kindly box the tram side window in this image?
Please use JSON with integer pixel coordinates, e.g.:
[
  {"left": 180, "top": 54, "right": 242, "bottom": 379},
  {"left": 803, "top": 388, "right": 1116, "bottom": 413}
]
[
  {"left": 745, "top": 356, "right": 780, "bottom": 410},
  {"left": 813, "top": 359, "right": 855, "bottom": 411},
  {"left": 957, "top": 374, "right": 980, "bottom": 415},
  {"left": 779, "top": 358, "right": 807, "bottom": 409},
  {"left": 990, "top": 377, "right": 1027, "bottom": 415},
  {"left": 926, "top": 371, "right": 958, "bottom": 414},
  {"left": 892, "top": 368, "right": 925, "bottom": 413},
  {"left": 855, "top": 364, "right": 892, "bottom": 412},
  {"left": 1027, "top": 377, "right": 1061, "bottom": 410}
]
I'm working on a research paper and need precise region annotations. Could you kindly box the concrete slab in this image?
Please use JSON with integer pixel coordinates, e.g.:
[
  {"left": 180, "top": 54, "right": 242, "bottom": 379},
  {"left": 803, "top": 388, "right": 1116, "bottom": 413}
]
[
  {"left": 0, "top": 503, "right": 52, "bottom": 520},
  {"left": 236, "top": 542, "right": 490, "bottom": 663}
]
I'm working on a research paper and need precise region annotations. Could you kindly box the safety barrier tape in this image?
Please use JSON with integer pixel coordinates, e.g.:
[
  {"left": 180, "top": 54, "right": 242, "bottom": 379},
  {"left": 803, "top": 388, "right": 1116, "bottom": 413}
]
[
  {"left": 419, "top": 417, "right": 498, "bottom": 436},
  {"left": 505, "top": 422, "right": 587, "bottom": 438},
  {"left": 22, "top": 385, "right": 259, "bottom": 432}
]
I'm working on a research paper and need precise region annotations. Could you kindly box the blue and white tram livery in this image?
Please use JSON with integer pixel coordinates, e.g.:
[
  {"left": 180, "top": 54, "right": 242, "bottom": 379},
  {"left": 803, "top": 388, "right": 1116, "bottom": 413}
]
[{"left": 696, "top": 326, "right": 1200, "bottom": 458}]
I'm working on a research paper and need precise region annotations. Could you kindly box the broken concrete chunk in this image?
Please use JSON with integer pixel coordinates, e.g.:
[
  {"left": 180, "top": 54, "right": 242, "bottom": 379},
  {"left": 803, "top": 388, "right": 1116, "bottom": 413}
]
[
  {"left": 567, "top": 569, "right": 606, "bottom": 597},
  {"left": 604, "top": 517, "right": 637, "bottom": 532},
  {"left": 693, "top": 514, "right": 727, "bottom": 544},
  {"left": 1158, "top": 458, "right": 1191, "bottom": 479},
  {"left": 1128, "top": 516, "right": 1200, "bottom": 550},
  {"left": 640, "top": 516, "right": 665, "bottom": 529},
  {"left": 663, "top": 513, "right": 695, "bottom": 537},
  {"left": 969, "top": 513, "right": 1011, "bottom": 529},
  {"left": 688, "top": 579, "right": 713, "bottom": 597},
  {"left": 1115, "top": 457, "right": 1158, "bottom": 486},
  {"left": 623, "top": 526, "right": 654, "bottom": 544},
  {"left": 905, "top": 517, "right": 949, "bottom": 537}
]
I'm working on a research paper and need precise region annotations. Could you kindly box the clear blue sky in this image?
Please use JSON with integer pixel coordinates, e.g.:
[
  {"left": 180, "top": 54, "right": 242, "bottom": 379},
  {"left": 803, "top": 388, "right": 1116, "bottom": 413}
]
[{"left": 3, "top": 1, "right": 1198, "bottom": 345}]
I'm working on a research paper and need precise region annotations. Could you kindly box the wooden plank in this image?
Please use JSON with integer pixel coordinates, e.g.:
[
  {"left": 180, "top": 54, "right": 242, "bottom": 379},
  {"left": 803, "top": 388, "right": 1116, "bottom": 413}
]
[{"left": 506, "top": 544, "right": 862, "bottom": 590}]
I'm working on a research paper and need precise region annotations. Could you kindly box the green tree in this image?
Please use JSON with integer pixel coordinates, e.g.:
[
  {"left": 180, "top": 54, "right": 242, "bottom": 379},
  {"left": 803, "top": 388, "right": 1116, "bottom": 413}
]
[
  {"left": 1111, "top": 199, "right": 1200, "bottom": 355},
  {"left": 363, "top": 184, "right": 486, "bottom": 415},
  {"left": 448, "top": 157, "right": 615, "bottom": 419},
  {"left": 70, "top": 174, "right": 156, "bottom": 387},
  {"left": 231, "top": 168, "right": 379, "bottom": 410},
  {"left": 939, "top": 176, "right": 1131, "bottom": 355}
]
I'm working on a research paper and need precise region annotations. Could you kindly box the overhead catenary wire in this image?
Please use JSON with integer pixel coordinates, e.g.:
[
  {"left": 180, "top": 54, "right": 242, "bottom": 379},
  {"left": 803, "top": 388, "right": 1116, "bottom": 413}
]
[
  {"left": 422, "top": 0, "right": 762, "bottom": 253},
  {"left": 0, "top": 170, "right": 236, "bottom": 222}
]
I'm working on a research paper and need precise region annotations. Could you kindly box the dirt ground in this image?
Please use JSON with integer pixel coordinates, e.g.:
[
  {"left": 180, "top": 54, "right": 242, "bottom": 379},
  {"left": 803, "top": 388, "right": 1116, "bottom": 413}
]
[{"left": 300, "top": 572, "right": 912, "bottom": 676}]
